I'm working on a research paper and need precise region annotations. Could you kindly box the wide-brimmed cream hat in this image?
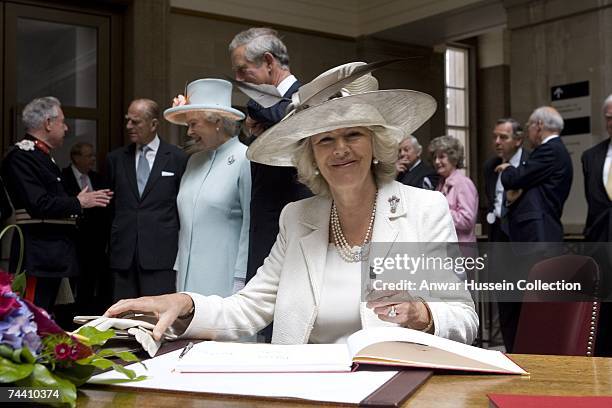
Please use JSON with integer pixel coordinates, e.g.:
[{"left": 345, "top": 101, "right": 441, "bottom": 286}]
[
  {"left": 164, "top": 78, "right": 245, "bottom": 125},
  {"left": 247, "top": 63, "right": 436, "bottom": 167}
]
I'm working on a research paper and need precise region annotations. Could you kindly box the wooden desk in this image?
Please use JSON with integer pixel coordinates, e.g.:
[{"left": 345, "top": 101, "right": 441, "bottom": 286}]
[{"left": 78, "top": 354, "right": 612, "bottom": 407}]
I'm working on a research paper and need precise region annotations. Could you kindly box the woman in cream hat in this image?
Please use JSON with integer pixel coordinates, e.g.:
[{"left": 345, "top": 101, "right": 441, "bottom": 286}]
[
  {"left": 164, "top": 78, "right": 251, "bottom": 298},
  {"left": 107, "top": 63, "right": 478, "bottom": 345}
]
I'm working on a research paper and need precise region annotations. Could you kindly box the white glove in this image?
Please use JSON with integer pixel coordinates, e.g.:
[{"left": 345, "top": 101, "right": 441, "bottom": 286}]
[
  {"left": 80, "top": 316, "right": 156, "bottom": 332},
  {"left": 127, "top": 327, "right": 161, "bottom": 357}
]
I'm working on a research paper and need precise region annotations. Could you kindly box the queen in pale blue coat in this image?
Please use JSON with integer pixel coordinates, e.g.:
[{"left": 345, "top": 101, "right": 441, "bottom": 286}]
[{"left": 164, "top": 79, "right": 251, "bottom": 297}]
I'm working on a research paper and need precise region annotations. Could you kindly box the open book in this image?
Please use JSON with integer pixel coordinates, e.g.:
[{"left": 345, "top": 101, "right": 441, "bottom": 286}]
[{"left": 175, "top": 327, "right": 527, "bottom": 375}]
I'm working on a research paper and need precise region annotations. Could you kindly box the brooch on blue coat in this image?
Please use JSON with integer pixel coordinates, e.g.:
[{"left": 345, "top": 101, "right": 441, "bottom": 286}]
[{"left": 227, "top": 155, "right": 235, "bottom": 165}]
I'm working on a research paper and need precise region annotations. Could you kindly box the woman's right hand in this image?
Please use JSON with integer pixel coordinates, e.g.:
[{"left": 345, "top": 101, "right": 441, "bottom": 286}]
[{"left": 104, "top": 293, "right": 194, "bottom": 341}]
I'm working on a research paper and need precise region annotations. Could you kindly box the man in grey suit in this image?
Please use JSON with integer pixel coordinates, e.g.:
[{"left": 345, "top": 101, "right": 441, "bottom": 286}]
[{"left": 107, "top": 99, "right": 187, "bottom": 301}]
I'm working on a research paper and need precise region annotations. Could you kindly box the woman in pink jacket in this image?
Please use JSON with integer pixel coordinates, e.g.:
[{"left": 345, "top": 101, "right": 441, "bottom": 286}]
[{"left": 429, "top": 136, "right": 478, "bottom": 242}]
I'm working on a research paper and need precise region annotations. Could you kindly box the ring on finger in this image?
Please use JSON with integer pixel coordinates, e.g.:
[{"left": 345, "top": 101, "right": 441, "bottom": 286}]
[{"left": 388, "top": 305, "right": 397, "bottom": 317}]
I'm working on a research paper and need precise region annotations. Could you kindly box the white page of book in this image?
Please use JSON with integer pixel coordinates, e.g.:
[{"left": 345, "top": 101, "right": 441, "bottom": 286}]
[
  {"left": 89, "top": 348, "right": 398, "bottom": 404},
  {"left": 347, "top": 327, "right": 526, "bottom": 374},
  {"left": 175, "top": 341, "right": 352, "bottom": 372}
]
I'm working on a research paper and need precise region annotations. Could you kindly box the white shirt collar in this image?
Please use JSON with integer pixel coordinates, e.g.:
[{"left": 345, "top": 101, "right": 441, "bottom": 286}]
[
  {"left": 509, "top": 147, "right": 523, "bottom": 167},
  {"left": 277, "top": 75, "right": 297, "bottom": 96},
  {"left": 541, "top": 134, "right": 559, "bottom": 145},
  {"left": 140, "top": 134, "right": 160, "bottom": 152},
  {"left": 71, "top": 164, "right": 85, "bottom": 179},
  {"left": 408, "top": 159, "right": 422, "bottom": 172}
]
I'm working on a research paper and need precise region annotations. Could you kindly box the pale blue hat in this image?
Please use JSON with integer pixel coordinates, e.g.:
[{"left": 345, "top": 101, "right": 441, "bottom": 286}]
[{"left": 164, "top": 78, "right": 245, "bottom": 125}]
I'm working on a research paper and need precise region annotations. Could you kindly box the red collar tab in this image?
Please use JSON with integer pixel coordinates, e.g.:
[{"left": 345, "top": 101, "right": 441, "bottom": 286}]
[{"left": 33, "top": 139, "right": 51, "bottom": 155}]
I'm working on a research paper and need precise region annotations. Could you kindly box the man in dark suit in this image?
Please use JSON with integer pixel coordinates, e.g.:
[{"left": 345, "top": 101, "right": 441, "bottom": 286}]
[
  {"left": 1, "top": 97, "right": 112, "bottom": 312},
  {"left": 229, "top": 28, "right": 311, "bottom": 285},
  {"left": 483, "top": 118, "right": 527, "bottom": 242},
  {"left": 396, "top": 135, "right": 438, "bottom": 190},
  {"left": 582, "top": 95, "right": 612, "bottom": 242},
  {"left": 499, "top": 106, "right": 573, "bottom": 243},
  {"left": 581, "top": 94, "right": 612, "bottom": 356},
  {"left": 62, "top": 142, "right": 110, "bottom": 314},
  {"left": 496, "top": 107, "right": 572, "bottom": 352},
  {"left": 107, "top": 99, "right": 187, "bottom": 301},
  {"left": 482, "top": 118, "right": 526, "bottom": 352}
]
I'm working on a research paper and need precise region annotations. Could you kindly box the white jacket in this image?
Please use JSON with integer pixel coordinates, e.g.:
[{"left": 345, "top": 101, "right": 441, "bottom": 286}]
[{"left": 183, "top": 181, "right": 479, "bottom": 344}]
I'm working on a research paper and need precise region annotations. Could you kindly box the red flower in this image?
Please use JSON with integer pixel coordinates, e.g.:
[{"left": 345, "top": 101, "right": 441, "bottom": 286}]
[
  {"left": 0, "top": 271, "right": 20, "bottom": 318},
  {"left": 69, "top": 341, "right": 93, "bottom": 360},
  {"left": 55, "top": 343, "right": 71, "bottom": 360},
  {"left": 0, "top": 271, "right": 14, "bottom": 295}
]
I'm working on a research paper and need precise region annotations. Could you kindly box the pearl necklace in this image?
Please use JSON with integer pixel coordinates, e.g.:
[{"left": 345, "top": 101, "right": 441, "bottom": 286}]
[{"left": 330, "top": 191, "right": 378, "bottom": 262}]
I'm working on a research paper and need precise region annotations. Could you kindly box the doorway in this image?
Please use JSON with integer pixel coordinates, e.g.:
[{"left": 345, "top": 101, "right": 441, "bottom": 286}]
[{"left": 1, "top": 1, "right": 123, "bottom": 170}]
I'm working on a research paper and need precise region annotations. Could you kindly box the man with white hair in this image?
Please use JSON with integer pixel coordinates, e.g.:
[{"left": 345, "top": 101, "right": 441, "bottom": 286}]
[
  {"left": 582, "top": 94, "right": 612, "bottom": 242},
  {"left": 229, "top": 28, "right": 311, "bottom": 286},
  {"left": 495, "top": 106, "right": 572, "bottom": 353},
  {"left": 581, "top": 94, "right": 612, "bottom": 356},
  {"left": 395, "top": 135, "right": 438, "bottom": 190},
  {"left": 1, "top": 96, "right": 112, "bottom": 313},
  {"left": 497, "top": 106, "right": 573, "bottom": 242}
]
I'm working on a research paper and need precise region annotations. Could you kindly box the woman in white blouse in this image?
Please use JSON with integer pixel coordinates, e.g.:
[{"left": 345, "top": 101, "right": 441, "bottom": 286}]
[{"left": 106, "top": 63, "right": 478, "bottom": 345}]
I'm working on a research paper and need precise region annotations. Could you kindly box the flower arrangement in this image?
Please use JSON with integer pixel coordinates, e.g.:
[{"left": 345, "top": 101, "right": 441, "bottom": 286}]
[
  {"left": 172, "top": 94, "right": 189, "bottom": 107},
  {"left": 0, "top": 227, "right": 144, "bottom": 407}
]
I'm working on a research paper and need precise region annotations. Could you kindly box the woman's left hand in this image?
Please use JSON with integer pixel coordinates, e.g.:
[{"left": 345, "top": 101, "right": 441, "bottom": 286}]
[{"left": 366, "top": 292, "right": 433, "bottom": 331}]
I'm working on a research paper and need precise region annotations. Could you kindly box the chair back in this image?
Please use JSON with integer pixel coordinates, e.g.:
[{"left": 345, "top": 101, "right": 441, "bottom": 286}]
[{"left": 513, "top": 255, "right": 600, "bottom": 356}]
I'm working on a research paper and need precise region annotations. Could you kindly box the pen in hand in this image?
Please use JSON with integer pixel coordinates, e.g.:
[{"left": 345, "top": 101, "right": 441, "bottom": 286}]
[{"left": 179, "top": 342, "right": 194, "bottom": 359}]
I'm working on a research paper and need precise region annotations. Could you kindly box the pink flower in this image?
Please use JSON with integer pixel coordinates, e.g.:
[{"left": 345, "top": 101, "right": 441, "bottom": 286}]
[
  {"left": 172, "top": 94, "right": 188, "bottom": 107},
  {"left": 55, "top": 343, "right": 71, "bottom": 360},
  {"left": 0, "top": 271, "right": 14, "bottom": 295}
]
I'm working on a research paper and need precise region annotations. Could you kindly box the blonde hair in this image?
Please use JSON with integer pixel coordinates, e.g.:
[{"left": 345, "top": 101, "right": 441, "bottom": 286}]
[{"left": 295, "top": 126, "right": 398, "bottom": 196}]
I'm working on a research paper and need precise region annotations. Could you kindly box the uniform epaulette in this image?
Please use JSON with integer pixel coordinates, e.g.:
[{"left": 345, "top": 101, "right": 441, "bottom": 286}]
[{"left": 15, "top": 140, "right": 35, "bottom": 151}]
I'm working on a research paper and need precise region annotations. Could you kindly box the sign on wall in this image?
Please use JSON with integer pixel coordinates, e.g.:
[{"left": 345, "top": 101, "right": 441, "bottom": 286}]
[
  {"left": 550, "top": 81, "right": 591, "bottom": 234},
  {"left": 550, "top": 81, "right": 590, "bottom": 135}
]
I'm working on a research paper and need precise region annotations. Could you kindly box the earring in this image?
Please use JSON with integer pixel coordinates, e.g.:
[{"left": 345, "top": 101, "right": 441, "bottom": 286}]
[
  {"left": 373, "top": 158, "right": 379, "bottom": 165},
  {"left": 216, "top": 127, "right": 220, "bottom": 132},
  {"left": 314, "top": 168, "right": 320, "bottom": 176}
]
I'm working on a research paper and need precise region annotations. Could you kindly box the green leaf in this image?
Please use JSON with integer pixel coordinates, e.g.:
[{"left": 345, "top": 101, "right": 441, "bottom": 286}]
[
  {"left": 11, "top": 347, "right": 22, "bottom": 362},
  {"left": 16, "top": 364, "right": 77, "bottom": 408},
  {"left": 74, "top": 326, "right": 115, "bottom": 346},
  {"left": 11, "top": 269, "right": 26, "bottom": 295},
  {"left": 0, "top": 345, "right": 17, "bottom": 361},
  {"left": 95, "top": 349, "right": 140, "bottom": 362},
  {"left": 109, "top": 362, "right": 138, "bottom": 380},
  {"left": 19, "top": 346, "right": 37, "bottom": 364},
  {"left": 87, "top": 357, "right": 114, "bottom": 370},
  {"left": 89, "top": 374, "right": 148, "bottom": 384},
  {"left": 0, "top": 355, "right": 34, "bottom": 382},
  {"left": 54, "top": 363, "right": 96, "bottom": 387}
]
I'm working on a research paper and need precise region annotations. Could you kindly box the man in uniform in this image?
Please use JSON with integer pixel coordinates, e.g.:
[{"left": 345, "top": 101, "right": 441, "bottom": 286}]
[{"left": 1, "top": 96, "right": 112, "bottom": 312}]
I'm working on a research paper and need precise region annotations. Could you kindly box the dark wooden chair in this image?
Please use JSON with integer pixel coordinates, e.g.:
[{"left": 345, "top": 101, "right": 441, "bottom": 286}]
[{"left": 513, "top": 255, "right": 600, "bottom": 356}]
